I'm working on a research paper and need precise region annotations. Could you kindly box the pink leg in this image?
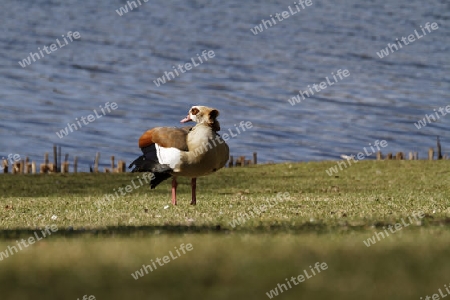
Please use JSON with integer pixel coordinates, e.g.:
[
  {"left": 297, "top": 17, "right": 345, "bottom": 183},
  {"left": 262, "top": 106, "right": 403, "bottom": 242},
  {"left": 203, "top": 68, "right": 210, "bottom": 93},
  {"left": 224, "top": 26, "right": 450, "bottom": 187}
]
[
  {"left": 190, "top": 178, "right": 197, "bottom": 205},
  {"left": 171, "top": 177, "right": 178, "bottom": 205}
]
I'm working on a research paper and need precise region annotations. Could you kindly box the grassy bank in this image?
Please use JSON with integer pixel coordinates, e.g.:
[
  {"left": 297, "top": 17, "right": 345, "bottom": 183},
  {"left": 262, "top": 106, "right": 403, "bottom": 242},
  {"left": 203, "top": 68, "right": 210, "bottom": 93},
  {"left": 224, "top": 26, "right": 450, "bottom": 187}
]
[{"left": 0, "top": 160, "right": 449, "bottom": 299}]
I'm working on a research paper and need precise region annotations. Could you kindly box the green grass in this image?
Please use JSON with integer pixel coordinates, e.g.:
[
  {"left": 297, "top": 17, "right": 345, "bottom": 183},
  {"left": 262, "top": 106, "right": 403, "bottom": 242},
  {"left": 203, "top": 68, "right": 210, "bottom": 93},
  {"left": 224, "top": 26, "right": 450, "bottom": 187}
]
[{"left": 0, "top": 160, "right": 449, "bottom": 300}]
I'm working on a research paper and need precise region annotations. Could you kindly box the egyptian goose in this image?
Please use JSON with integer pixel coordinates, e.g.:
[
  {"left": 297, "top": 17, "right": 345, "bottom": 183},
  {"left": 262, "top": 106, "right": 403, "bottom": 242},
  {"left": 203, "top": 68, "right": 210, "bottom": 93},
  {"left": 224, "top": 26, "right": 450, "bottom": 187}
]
[{"left": 129, "top": 106, "right": 229, "bottom": 205}]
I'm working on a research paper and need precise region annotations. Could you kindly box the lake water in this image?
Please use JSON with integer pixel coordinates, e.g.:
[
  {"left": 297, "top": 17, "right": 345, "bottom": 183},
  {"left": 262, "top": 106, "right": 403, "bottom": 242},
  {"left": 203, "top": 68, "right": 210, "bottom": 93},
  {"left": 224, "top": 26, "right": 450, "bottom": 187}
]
[{"left": 0, "top": 0, "right": 449, "bottom": 171}]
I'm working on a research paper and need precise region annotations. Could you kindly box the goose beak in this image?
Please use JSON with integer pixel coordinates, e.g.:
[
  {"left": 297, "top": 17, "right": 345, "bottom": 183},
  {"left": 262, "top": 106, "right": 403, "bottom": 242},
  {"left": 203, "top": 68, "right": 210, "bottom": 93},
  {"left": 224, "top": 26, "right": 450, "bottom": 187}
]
[{"left": 180, "top": 115, "right": 192, "bottom": 123}]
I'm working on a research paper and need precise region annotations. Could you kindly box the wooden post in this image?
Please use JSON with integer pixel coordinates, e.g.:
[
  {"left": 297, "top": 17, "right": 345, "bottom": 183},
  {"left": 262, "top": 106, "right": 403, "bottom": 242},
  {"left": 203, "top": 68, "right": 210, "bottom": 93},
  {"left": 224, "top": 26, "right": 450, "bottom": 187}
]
[
  {"left": 428, "top": 148, "right": 434, "bottom": 160},
  {"left": 24, "top": 157, "right": 30, "bottom": 173},
  {"left": 253, "top": 152, "right": 257, "bottom": 165},
  {"left": 26, "top": 157, "right": 32, "bottom": 174},
  {"left": 13, "top": 162, "right": 20, "bottom": 174},
  {"left": 94, "top": 152, "right": 100, "bottom": 173},
  {"left": 386, "top": 153, "right": 393, "bottom": 160},
  {"left": 414, "top": 152, "right": 418, "bottom": 160},
  {"left": 117, "top": 160, "right": 126, "bottom": 173},
  {"left": 437, "top": 136, "right": 442, "bottom": 160},
  {"left": 396, "top": 152, "right": 404, "bottom": 160},
  {"left": 111, "top": 156, "right": 115, "bottom": 171},
  {"left": 408, "top": 152, "right": 414, "bottom": 160},
  {"left": 31, "top": 161, "right": 36, "bottom": 174},
  {"left": 228, "top": 156, "right": 233, "bottom": 168},
  {"left": 40, "top": 152, "right": 49, "bottom": 174},
  {"left": 53, "top": 145, "right": 58, "bottom": 173},
  {"left": 240, "top": 156, "right": 245, "bottom": 167},
  {"left": 58, "top": 145, "right": 62, "bottom": 172},
  {"left": 376, "top": 151, "right": 382, "bottom": 160},
  {"left": 19, "top": 160, "right": 24, "bottom": 173},
  {"left": 61, "top": 154, "right": 69, "bottom": 173},
  {"left": 47, "top": 163, "right": 55, "bottom": 173},
  {"left": 74, "top": 156, "right": 78, "bottom": 173},
  {"left": 2, "top": 160, "right": 8, "bottom": 174}
]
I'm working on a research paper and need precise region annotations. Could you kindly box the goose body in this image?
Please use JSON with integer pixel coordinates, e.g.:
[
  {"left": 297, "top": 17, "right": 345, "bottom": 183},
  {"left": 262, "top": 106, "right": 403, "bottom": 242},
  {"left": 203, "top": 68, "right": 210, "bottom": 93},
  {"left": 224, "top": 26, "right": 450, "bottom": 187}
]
[{"left": 129, "top": 106, "right": 229, "bottom": 205}]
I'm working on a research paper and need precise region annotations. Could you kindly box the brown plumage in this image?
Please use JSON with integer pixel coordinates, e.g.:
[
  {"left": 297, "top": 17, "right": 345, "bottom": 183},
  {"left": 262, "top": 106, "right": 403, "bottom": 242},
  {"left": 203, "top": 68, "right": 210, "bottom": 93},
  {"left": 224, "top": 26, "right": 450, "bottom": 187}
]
[{"left": 139, "top": 127, "right": 190, "bottom": 150}]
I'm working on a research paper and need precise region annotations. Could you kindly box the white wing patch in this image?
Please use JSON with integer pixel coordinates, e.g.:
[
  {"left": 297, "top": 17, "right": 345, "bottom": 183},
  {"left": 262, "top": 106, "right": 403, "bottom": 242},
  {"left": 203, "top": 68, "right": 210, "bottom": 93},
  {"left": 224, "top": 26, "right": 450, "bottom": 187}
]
[{"left": 155, "top": 144, "right": 182, "bottom": 170}]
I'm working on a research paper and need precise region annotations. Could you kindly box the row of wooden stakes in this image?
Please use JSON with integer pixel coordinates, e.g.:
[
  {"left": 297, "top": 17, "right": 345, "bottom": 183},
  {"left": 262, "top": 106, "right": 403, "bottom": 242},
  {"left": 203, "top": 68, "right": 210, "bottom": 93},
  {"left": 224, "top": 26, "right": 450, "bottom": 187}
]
[
  {"left": 228, "top": 152, "right": 258, "bottom": 167},
  {"left": 2, "top": 153, "right": 257, "bottom": 174},
  {"left": 376, "top": 149, "right": 448, "bottom": 160},
  {"left": 377, "top": 137, "right": 446, "bottom": 160},
  {"left": 2, "top": 154, "right": 127, "bottom": 174},
  {"left": 2, "top": 145, "right": 127, "bottom": 174},
  {"left": 4, "top": 140, "right": 444, "bottom": 175},
  {"left": 1, "top": 144, "right": 258, "bottom": 175}
]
